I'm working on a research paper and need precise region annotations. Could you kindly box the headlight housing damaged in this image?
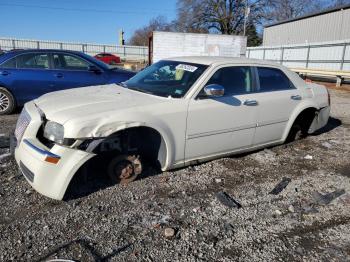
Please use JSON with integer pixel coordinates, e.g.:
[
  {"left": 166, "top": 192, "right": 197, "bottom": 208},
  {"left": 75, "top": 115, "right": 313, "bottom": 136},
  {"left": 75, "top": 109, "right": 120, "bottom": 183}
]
[{"left": 43, "top": 121, "right": 64, "bottom": 144}]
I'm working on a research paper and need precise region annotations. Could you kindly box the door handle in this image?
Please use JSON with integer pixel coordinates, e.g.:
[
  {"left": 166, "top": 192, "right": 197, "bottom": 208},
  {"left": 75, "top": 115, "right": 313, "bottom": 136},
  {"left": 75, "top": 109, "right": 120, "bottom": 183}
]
[
  {"left": 0, "top": 71, "right": 10, "bottom": 76},
  {"left": 54, "top": 73, "right": 63, "bottom": 78},
  {"left": 243, "top": 99, "right": 258, "bottom": 106},
  {"left": 291, "top": 95, "right": 302, "bottom": 100}
]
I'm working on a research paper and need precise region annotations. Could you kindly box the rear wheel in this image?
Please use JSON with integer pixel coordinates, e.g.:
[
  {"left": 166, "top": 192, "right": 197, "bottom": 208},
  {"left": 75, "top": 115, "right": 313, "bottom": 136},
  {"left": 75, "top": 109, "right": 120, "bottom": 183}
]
[
  {"left": 0, "top": 87, "right": 15, "bottom": 115},
  {"left": 107, "top": 154, "right": 142, "bottom": 184},
  {"left": 286, "top": 123, "right": 306, "bottom": 142}
]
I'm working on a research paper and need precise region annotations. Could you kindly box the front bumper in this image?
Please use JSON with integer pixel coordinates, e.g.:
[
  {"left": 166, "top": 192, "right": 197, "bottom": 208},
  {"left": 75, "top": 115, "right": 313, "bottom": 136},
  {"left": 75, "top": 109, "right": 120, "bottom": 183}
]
[{"left": 14, "top": 102, "right": 95, "bottom": 200}]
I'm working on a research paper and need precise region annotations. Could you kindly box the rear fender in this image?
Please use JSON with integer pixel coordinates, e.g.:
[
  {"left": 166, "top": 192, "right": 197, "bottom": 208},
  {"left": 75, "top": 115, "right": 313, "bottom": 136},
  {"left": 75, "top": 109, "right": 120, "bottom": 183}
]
[{"left": 282, "top": 101, "right": 319, "bottom": 141}]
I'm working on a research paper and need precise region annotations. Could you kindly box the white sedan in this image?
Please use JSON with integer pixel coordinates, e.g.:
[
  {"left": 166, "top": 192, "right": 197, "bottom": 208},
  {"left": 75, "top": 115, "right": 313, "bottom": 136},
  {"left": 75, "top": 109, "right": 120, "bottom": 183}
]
[{"left": 14, "top": 57, "right": 330, "bottom": 200}]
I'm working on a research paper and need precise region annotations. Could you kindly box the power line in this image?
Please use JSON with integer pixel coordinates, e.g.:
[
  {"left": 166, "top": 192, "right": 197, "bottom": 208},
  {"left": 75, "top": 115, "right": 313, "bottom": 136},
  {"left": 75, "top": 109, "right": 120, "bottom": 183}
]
[{"left": 0, "top": 2, "right": 174, "bottom": 15}]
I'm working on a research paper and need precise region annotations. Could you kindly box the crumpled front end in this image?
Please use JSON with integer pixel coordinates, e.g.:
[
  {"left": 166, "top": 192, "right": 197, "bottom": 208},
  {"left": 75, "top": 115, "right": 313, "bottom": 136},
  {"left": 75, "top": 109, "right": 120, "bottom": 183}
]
[{"left": 14, "top": 102, "right": 95, "bottom": 200}]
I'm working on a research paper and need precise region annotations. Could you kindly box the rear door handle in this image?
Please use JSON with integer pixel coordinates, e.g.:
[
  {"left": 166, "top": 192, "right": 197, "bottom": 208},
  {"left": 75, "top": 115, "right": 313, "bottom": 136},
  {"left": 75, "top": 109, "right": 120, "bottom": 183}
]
[
  {"left": 54, "top": 73, "right": 63, "bottom": 78},
  {"left": 0, "top": 71, "right": 10, "bottom": 76},
  {"left": 291, "top": 95, "right": 302, "bottom": 100},
  {"left": 243, "top": 99, "right": 258, "bottom": 106}
]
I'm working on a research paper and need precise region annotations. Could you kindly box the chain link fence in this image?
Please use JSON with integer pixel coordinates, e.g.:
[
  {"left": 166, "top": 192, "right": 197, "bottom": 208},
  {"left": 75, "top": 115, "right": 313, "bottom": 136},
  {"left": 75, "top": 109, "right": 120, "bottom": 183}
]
[
  {"left": 247, "top": 39, "right": 350, "bottom": 71},
  {"left": 0, "top": 37, "right": 148, "bottom": 62}
]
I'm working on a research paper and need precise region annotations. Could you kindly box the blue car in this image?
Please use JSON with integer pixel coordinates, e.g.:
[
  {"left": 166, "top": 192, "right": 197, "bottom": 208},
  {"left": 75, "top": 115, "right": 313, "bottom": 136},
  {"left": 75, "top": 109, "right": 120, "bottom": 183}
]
[{"left": 0, "top": 49, "right": 136, "bottom": 115}]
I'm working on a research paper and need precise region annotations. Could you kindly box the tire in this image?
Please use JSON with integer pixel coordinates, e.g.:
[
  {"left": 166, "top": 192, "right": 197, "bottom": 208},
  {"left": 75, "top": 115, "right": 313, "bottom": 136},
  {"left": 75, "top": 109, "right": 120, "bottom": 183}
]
[
  {"left": 107, "top": 154, "right": 142, "bottom": 185},
  {"left": 0, "top": 87, "right": 15, "bottom": 115}
]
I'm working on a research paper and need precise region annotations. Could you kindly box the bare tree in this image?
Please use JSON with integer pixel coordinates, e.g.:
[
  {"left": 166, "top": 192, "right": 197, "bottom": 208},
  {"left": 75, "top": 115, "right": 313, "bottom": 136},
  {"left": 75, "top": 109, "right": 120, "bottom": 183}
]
[
  {"left": 175, "top": 0, "right": 209, "bottom": 33},
  {"left": 129, "top": 16, "right": 174, "bottom": 46},
  {"left": 265, "top": 0, "right": 328, "bottom": 22},
  {"left": 176, "top": 0, "right": 267, "bottom": 35}
]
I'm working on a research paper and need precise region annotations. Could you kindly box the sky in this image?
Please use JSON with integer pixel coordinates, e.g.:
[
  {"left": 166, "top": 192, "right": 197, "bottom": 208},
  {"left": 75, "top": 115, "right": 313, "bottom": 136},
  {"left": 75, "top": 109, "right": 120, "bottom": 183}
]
[{"left": 0, "top": 0, "right": 177, "bottom": 44}]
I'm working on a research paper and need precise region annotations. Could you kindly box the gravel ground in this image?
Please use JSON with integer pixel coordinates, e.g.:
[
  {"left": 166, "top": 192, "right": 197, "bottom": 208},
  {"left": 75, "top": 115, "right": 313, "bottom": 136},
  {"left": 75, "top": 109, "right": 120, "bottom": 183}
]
[{"left": 0, "top": 89, "right": 350, "bottom": 261}]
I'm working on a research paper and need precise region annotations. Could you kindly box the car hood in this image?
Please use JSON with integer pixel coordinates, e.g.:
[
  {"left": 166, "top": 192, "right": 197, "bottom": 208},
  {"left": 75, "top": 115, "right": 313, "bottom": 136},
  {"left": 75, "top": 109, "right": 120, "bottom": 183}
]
[{"left": 34, "top": 84, "right": 166, "bottom": 124}]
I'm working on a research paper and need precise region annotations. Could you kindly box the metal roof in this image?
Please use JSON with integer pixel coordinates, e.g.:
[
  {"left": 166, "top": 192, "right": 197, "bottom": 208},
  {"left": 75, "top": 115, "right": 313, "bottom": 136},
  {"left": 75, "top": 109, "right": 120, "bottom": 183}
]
[
  {"left": 168, "top": 56, "right": 283, "bottom": 66},
  {"left": 265, "top": 3, "right": 350, "bottom": 28}
]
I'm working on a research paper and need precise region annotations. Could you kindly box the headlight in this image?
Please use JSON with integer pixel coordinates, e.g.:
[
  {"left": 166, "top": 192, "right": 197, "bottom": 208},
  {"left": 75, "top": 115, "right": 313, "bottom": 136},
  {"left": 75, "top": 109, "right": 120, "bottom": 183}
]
[{"left": 44, "top": 121, "right": 64, "bottom": 144}]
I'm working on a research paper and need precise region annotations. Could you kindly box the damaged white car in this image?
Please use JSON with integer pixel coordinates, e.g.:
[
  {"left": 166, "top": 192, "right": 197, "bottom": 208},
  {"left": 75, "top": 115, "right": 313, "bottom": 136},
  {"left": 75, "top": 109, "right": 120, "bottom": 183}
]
[{"left": 14, "top": 57, "right": 330, "bottom": 200}]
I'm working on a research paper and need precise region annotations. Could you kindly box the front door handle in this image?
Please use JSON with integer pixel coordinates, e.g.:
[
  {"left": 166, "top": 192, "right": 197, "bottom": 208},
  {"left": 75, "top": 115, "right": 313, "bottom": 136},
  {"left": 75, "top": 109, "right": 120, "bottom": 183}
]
[
  {"left": 243, "top": 99, "right": 258, "bottom": 106},
  {"left": 291, "top": 95, "right": 302, "bottom": 100},
  {"left": 54, "top": 73, "right": 63, "bottom": 78},
  {"left": 0, "top": 71, "right": 10, "bottom": 76}
]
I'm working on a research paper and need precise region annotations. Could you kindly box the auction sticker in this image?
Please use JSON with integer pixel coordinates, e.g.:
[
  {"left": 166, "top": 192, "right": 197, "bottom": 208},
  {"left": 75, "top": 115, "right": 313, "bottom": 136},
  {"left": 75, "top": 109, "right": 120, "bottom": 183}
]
[{"left": 176, "top": 64, "right": 198, "bottom": 72}]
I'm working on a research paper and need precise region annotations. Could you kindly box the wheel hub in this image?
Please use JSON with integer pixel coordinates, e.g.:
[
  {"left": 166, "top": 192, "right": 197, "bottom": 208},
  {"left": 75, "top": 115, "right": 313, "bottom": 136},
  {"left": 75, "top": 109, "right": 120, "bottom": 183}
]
[
  {"left": 0, "top": 92, "right": 10, "bottom": 112},
  {"left": 109, "top": 155, "right": 142, "bottom": 184}
]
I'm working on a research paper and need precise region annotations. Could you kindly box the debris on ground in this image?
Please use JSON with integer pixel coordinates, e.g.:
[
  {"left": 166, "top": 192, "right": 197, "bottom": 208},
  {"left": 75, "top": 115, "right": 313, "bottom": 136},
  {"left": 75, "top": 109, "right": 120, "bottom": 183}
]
[
  {"left": 164, "top": 227, "right": 176, "bottom": 238},
  {"left": 312, "top": 189, "right": 346, "bottom": 205},
  {"left": 274, "top": 210, "right": 282, "bottom": 216},
  {"left": 288, "top": 205, "right": 295, "bottom": 213},
  {"left": 215, "top": 178, "right": 222, "bottom": 183},
  {"left": 304, "top": 154, "right": 313, "bottom": 160},
  {"left": 216, "top": 191, "right": 242, "bottom": 208},
  {"left": 322, "top": 142, "right": 333, "bottom": 149},
  {"left": 269, "top": 177, "right": 291, "bottom": 195}
]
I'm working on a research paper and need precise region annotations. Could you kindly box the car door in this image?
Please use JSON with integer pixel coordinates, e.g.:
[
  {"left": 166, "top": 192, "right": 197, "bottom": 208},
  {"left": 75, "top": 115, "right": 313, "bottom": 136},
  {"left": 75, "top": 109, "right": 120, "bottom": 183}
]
[
  {"left": 252, "top": 66, "right": 302, "bottom": 145},
  {"left": 5, "top": 52, "right": 55, "bottom": 104},
  {"left": 185, "top": 65, "right": 258, "bottom": 161},
  {"left": 51, "top": 53, "right": 107, "bottom": 91}
]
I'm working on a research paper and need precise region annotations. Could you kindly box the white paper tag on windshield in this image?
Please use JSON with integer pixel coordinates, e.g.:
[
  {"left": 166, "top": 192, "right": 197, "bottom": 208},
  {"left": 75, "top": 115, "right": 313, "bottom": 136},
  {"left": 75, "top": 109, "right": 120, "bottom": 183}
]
[{"left": 176, "top": 64, "right": 198, "bottom": 72}]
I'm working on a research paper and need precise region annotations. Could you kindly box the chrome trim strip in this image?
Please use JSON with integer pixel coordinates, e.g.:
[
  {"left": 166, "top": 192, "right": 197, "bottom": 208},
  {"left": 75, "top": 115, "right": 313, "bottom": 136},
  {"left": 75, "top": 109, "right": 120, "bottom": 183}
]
[
  {"left": 187, "top": 124, "right": 256, "bottom": 140},
  {"left": 23, "top": 139, "right": 61, "bottom": 159}
]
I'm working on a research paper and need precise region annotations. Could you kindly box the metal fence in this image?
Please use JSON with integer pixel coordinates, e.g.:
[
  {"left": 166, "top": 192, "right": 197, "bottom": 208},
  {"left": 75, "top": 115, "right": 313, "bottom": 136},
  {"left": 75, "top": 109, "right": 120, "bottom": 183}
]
[
  {"left": 0, "top": 37, "right": 148, "bottom": 61},
  {"left": 247, "top": 39, "right": 350, "bottom": 71}
]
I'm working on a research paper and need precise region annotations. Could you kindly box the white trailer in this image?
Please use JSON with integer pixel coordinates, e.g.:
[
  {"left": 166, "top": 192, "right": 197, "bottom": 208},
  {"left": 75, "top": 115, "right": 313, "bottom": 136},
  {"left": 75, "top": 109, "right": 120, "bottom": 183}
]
[{"left": 148, "top": 31, "right": 247, "bottom": 64}]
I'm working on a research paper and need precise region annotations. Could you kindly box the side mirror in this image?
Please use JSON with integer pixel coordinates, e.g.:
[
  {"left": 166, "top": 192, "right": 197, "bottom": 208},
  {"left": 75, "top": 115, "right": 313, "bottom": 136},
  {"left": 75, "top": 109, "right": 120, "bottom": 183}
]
[
  {"left": 88, "top": 65, "right": 102, "bottom": 74},
  {"left": 204, "top": 84, "right": 225, "bottom": 97}
]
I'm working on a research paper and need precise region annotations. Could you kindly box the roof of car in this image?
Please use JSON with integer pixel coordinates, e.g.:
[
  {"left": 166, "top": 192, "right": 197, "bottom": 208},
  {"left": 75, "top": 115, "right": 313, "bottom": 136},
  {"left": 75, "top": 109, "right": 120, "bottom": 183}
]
[
  {"left": 168, "top": 56, "right": 281, "bottom": 67},
  {"left": 5, "top": 49, "right": 83, "bottom": 55}
]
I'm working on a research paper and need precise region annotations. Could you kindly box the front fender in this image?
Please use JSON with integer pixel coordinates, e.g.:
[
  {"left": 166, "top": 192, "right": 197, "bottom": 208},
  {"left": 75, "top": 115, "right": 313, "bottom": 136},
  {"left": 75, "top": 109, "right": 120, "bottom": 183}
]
[{"left": 66, "top": 115, "right": 177, "bottom": 171}]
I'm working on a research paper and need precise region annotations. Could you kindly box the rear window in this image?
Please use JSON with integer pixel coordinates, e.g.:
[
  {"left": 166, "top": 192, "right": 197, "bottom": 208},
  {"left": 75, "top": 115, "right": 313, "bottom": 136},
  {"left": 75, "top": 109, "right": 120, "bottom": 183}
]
[
  {"left": 257, "top": 67, "right": 295, "bottom": 92},
  {"left": 17, "top": 53, "right": 49, "bottom": 69},
  {"left": 0, "top": 57, "right": 16, "bottom": 69}
]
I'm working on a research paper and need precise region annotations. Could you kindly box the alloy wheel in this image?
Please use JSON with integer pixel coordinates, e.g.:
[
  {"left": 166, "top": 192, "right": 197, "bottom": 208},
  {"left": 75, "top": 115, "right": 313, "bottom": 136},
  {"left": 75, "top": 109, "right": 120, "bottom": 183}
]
[{"left": 0, "top": 92, "right": 10, "bottom": 112}]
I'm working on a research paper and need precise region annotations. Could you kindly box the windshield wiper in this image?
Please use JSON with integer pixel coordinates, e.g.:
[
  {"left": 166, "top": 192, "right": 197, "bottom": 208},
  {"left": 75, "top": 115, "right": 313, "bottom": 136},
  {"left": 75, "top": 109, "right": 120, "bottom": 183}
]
[
  {"left": 128, "top": 86, "right": 155, "bottom": 95},
  {"left": 119, "top": 82, "right": 127, "bottom": 87}
]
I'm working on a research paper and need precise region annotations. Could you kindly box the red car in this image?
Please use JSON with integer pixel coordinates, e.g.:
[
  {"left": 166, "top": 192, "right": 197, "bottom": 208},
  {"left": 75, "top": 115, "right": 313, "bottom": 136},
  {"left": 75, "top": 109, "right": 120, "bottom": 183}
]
[{"left": 94, "top": 53, "right": 121, "bottom": 65}]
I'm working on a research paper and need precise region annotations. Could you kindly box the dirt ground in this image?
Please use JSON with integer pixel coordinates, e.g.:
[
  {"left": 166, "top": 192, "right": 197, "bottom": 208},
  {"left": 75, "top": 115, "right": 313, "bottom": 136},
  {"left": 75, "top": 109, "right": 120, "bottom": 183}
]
[{"left": 0, "top": 88, "right": 349, "bottom": 261}]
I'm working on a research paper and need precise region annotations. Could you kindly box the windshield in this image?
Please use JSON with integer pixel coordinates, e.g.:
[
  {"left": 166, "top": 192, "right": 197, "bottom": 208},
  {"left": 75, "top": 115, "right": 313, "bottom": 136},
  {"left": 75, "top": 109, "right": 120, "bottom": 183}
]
[{"left": 123, "top": 60, "right": 208, "bottom": 98}]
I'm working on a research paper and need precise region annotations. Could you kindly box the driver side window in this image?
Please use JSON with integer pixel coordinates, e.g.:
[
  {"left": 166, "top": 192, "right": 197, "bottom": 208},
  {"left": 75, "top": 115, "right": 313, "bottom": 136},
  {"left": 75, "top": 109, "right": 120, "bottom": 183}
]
[{"left": 202, "top": 66, "right": 253, "bottom": 97}]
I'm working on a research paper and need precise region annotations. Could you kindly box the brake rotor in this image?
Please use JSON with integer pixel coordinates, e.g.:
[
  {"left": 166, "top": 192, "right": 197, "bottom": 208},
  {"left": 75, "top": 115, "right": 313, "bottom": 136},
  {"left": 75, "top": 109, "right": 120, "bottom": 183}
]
[{"left": 108, "top": 155, "right": 142, "bottom": 185}]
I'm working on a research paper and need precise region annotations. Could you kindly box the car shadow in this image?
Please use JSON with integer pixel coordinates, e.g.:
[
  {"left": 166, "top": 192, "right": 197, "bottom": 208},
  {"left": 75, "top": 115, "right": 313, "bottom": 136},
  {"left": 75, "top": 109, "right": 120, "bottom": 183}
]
[
  {"left": 64, "top": 158, "right": 161, "bottom": 201},
  {"left": 64, "top": 117, "right": 342, "bottom": 200},
  {"left": 311, "top": 116, "right": 342, "bottom": 136}
]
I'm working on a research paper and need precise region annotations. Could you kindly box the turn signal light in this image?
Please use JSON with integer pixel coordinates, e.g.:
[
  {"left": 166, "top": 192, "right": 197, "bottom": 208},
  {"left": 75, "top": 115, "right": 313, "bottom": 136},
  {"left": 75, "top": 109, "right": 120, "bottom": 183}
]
[{"left": 45, "top": 156, "right": 60, "bottom": 164}]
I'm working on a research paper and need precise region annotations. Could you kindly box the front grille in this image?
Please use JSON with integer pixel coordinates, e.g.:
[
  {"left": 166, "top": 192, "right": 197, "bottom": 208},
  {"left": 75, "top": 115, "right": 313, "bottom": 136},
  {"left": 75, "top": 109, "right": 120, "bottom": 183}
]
[
  {"left": 20, "top": 161, "right": 34, "bottom": 182},
  {"left": 14, "top": 108, "right": 31, "bottom": 143}
]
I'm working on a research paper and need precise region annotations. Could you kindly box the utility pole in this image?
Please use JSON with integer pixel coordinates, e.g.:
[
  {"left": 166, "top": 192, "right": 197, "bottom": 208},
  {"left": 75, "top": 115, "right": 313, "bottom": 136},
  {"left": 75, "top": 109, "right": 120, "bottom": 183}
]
[
  {"left": 243, "top": 0, "right": 250, "bottom": 36},
  {"left": 119, "top": 29, "right": 125, "bottom": 46}
]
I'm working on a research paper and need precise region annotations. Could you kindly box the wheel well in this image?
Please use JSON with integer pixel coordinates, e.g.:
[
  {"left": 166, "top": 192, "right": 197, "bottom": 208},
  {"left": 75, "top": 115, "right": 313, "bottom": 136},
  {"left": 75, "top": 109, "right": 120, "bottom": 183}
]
[
  {"left": 92, "top": 126, "right": 167, "bottom": 170},
  {"left": 292, "top": 107, "right": 317, "bottom": 133}
]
